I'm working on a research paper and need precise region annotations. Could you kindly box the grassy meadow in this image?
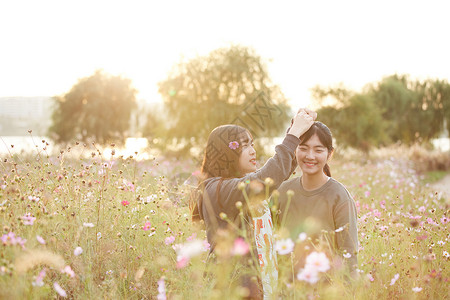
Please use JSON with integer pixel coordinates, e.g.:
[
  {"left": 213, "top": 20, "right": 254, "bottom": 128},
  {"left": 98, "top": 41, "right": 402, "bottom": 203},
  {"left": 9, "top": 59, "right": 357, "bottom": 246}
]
[{"left": 0, "top": 139, "right": 449, "bottom": 299}]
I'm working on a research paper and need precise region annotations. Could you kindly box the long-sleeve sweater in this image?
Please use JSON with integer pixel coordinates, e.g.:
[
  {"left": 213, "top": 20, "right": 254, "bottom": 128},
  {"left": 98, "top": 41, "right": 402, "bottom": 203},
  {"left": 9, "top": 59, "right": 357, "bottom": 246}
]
[
  {"left": 276, "top": 176, "right": 358, "bottom": 270},
  {"left": 199, "top": 134, "right": 300, "bottom": 253}
]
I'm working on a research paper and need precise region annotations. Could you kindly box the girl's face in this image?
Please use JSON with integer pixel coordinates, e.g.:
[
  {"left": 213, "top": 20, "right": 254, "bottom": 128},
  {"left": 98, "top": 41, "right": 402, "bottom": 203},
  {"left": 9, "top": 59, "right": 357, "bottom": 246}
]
[
  {"left": 238, "top": 133, "right": 257, "bottom": 175},
  {"left": 296, "top": 133, "right": 330, "bottom": 177}
]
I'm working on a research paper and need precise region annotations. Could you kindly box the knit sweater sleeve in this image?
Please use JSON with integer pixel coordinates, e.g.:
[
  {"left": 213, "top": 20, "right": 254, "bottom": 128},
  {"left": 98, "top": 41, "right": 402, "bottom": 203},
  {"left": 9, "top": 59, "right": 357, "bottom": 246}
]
[
  {"left": 333, "top": 191, "right": 358, "bottom": 271},
  {"left": 214, "top": 134, "right": 299, "bottom": 219}
]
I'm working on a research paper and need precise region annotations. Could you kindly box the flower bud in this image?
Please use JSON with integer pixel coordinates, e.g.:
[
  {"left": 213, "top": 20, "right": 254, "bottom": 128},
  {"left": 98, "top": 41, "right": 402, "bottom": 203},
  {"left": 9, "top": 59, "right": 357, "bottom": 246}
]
[
  {"left": 238, "top": 182, "right": 246, "bottom": 191},
  {"left": 264, "top": 177, "right": 274, "bottom": 187},
  {"left": 287, "top": 190, "right": 295, "bottom": 197}
]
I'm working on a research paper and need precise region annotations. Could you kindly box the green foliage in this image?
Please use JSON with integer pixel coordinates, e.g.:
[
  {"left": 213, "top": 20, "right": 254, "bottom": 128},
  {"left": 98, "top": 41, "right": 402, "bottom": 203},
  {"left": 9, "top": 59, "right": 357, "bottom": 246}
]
[
  {"left": 316, "top": 92, "right": 387, "bottom": 153},
  {"left": 49, "top": 70, "right": 137, "bottom": 144},
  {"left": 369, "top": 75, "right": 449, "bottom": 144},
  {"left": 158, "top": 45, "right": 291, "bottom": 149},
  {"left": 313, "top": 74, "right": 450, "bottom": 151}
]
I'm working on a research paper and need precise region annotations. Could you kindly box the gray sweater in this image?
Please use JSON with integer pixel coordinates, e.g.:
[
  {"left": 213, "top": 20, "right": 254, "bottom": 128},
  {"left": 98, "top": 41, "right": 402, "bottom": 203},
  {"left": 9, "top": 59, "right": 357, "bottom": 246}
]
[
  {"left": 276, "top": 176, "right": 358, "bottom": 270},
  {"left": 199, "top": 134, "right": 300, "bottom": 252}
]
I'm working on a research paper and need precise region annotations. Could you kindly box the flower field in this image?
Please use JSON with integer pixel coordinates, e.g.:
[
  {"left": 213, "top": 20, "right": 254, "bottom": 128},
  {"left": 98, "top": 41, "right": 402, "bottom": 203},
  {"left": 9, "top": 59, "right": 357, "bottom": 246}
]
[{"left": 0, "top": 140, "right": 448, "bottom": 299}]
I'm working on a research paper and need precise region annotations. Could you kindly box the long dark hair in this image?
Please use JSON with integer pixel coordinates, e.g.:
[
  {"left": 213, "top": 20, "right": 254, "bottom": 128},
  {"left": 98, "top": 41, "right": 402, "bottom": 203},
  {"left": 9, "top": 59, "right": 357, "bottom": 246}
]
[
  {"left": 299, "top": 121, "right": 334, "bottom": 177},
  {"left": 191, "top": 124, "right": 252, "bottom": 221}
]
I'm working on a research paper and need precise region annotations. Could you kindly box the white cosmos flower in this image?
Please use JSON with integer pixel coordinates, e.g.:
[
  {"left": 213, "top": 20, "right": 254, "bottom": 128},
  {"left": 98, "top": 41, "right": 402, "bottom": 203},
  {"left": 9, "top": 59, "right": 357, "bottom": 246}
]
[
  {"left": 297, "top": 266, "right": 319, "bottom": 284},
  {"left": 275, "top": 238, "right": 294, "bottom": 255},
  {"left": 74, "top": 246, "right": 83, "bottom": 256},
  {"left": 305, "top": 251, "right": 330, "bottom": 273}
]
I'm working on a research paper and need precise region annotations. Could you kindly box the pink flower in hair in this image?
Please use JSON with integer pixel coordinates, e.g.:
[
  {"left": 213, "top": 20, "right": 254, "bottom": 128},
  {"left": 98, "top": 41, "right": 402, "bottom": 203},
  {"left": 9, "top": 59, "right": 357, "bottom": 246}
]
[{"left": 228, "top": 141, "right": 239, "bottom": 150}]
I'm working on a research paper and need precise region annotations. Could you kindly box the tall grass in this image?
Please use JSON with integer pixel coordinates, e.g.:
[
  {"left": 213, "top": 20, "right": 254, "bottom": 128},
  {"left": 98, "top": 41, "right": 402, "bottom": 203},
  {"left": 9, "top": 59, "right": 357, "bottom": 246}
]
[{"left": 0, "top": 139, "right": 448, "bottom": 299}]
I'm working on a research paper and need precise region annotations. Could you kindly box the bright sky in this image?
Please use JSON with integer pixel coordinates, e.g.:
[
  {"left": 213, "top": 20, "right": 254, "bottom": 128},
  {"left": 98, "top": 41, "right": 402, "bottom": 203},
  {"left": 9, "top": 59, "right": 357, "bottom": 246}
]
[{"left": 1, "top": 0, "right": 450, "bottom": 109}]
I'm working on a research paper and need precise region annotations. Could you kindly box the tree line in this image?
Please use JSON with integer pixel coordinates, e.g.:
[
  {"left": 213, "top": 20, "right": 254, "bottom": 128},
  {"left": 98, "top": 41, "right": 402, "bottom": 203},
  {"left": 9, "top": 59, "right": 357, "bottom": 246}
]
[
  {"left": 313, "top": 75, "right": 450, "bottom": 153},
  {"left": 48, "top": 45, "right": 450, "bottom": 154}
]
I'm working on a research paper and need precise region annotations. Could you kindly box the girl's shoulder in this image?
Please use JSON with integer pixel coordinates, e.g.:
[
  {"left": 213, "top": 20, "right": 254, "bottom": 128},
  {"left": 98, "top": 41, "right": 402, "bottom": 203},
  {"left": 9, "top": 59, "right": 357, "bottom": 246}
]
[
  {"left": 278, "top": 176, "right": 299, "bottom": 192},
  {"left": 328, "top": 178, "right": 354, "bottom": 201}
]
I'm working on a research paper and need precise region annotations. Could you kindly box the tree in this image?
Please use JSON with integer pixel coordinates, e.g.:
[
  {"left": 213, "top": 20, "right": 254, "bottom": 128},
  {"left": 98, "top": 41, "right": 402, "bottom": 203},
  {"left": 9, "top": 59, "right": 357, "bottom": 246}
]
[
  {"left": 369, "top": 75, "right": 450, "bottom": 144},
  {"left": 316, "top": 93, "right": 387, "bottom": 153},
  {"left": 158, "top": 45, "right": 291, "bottom": 151},
  {"left": 49, "top": 70, "right": 137, "bottom": 144}
]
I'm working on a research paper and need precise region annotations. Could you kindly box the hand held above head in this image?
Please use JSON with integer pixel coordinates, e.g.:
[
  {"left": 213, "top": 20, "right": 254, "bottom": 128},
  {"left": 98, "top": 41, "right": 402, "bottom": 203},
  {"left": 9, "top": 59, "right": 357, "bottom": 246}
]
[{"left": 288, "top": 109, "right": 315, "bottom": 138}]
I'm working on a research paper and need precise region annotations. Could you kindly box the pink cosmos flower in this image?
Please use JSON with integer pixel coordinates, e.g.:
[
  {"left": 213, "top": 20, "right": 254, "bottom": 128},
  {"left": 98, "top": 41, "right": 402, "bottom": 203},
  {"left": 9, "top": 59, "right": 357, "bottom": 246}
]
[
  {"left": 32, "top": 268, "right": 46, "bottom": 287},
  {"left": 53, "top": 282, "right": 67, "bottom": 297},
  {"left": 373, "top": 210, "right": 381, "bottom": 218},
  {"left": 36, "top": 235, "right": 46, "bottom": 245},
  {"left": 427, "top": 218, "right": 438, "bottom": 226},
  {"left": 22, "top": 213, "right": 36, "bottom": 225},
  {"left": 165, "top": 236, "right": 175, "bottom": 245},
  {"left": 228, "top": 141, "right": 239, "bottom": 150},
  {"left": 121, "top": 200, "right": 130, "bottom": 206},
  {"left": 1, "top": 232, "right": 26, "bottom": 248},
  {"left": 186, "top": 233, "right": 197, "bottom": 241},
  {"left": 440, "top": 216, "right": 449, "bottom": 225},
  {"left": 366, "top": 273, "right": 375, "bottom": 282},
  {"left": 61, "top": 265, "right": 75, "bottom": 278},
  {"left": 143, "top": 222, "right": 151, "bottom": 231},
  {"left": 174, "top": 239, "right": 207, "bottom": 268},
  {"left": 418, "top": 206, "right": 426, "bottom": 213},
  {"left": 231, "top": 238, "right": 250, "bottom": 256},
  {"left": 28, "top": 195, "right": 40, "bottom": 203},
  {"left": 157, "top": 277, "right": 167, "bottom": 300},
  {"left": 389, "top": 273, "right": 399, "bottom": 285}
]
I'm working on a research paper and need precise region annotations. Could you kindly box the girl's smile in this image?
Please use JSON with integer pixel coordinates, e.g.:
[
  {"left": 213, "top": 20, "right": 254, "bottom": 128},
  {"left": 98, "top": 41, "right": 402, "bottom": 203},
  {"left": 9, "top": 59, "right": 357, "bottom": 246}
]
[{"left": 296, "top": 134, "right": 329, "bottom": 177}]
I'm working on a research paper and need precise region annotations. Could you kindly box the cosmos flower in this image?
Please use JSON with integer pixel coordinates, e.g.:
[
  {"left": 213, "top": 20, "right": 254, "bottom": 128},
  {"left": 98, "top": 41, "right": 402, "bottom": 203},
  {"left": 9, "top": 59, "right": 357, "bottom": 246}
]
[
  {"left": 165, "top": 236, "right": 175, "bottom": 245},
  {"left": 61, "top": 265, "right": 75, "bottom": 278},
  {"left": 74, "top": 247, "right": 83, "bottom": 256},
  {"left": 412, "top": 287, "right": 423, "bottom": 292},
  {"left": 275, "top": 238, "right": 294, "bottom": 255},
  {"left": 297, "top": 266, "right": 319, "bottom": 284},
  {"left": 22, "top": 213, "right": 36, "bottom": 225},
  {"left": 389, "top": 273, "right": 400, "bottom": 285},
  {"left": 143, "top": 222, "right": 151, "bottom": 231},
  {"left": 305, "top": 251, "right": 330, "bottom": 273},
  {"left": 231, "top": 238, "right": 250, "bottom": 256},
  {"left": 32, "top": 268, "right": 46, "bottom": 287},
  {"left": 298, "top": 232, "right": 307, "bottom": 242},
  {"left": 53, "top": 282, "right": 67, "bottom": 297},
  {"left": 36, "top": 235, "right": 46, "bottom": 245},
  {"left": 121, "top": 200, "right": 130, "bottom": 206},
  {"left": 157, "top": 277, "right": 166, "bottom": 300},
  {"left": 228, "top": 141, "right": 239, "bottom": 150}
]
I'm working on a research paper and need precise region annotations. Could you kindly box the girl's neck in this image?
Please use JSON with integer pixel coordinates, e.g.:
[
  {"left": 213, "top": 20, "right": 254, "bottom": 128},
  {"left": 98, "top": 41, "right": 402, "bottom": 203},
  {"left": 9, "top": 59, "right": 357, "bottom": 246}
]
[{"left": 301, "top": 172, "right": 329, "bottom": 191}]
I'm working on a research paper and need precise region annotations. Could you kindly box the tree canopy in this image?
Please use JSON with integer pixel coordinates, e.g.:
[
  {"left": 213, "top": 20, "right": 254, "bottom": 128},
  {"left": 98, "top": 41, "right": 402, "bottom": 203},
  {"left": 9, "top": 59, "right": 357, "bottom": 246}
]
[
  {"left": 49, "top": 70, "right": 137, "bottom": 144},
  {"left": 158, "top": 45, "right": 291, "bottom": 149},
  {"left": 312, "top": 74, "right": 450, "bottom": 152}
]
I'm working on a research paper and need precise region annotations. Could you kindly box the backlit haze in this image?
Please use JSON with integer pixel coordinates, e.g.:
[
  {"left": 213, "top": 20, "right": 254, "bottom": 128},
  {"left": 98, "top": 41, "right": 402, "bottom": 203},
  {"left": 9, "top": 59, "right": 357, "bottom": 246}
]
[{"left": 1, "top": 0, "right": 450, "bottom": 109}]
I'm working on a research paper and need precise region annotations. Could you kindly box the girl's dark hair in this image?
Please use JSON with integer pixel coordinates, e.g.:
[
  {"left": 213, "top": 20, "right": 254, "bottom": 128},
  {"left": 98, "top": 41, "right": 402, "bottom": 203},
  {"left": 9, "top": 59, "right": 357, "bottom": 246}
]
[
  {"left": 201, "top": 124, "right": 252, "bottom": 179},
  {"left": 299, "top": 121, "right": 334, "bottom": 177},
  {"left": 191, "top": 124, "right": 252, "bottom": 222}
]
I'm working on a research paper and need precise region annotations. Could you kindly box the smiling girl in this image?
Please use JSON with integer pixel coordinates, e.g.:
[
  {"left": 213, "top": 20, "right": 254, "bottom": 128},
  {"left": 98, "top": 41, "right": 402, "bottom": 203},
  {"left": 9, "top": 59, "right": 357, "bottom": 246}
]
[{"left": 276, "top": 121, "right": 358, "bottom": 276}]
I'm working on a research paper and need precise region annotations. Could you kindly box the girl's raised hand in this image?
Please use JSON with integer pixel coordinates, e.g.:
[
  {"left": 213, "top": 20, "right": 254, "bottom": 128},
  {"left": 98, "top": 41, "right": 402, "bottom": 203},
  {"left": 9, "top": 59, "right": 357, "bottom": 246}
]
[{"left": 288, "top": 109, "right": 315, "bottom": 138}]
